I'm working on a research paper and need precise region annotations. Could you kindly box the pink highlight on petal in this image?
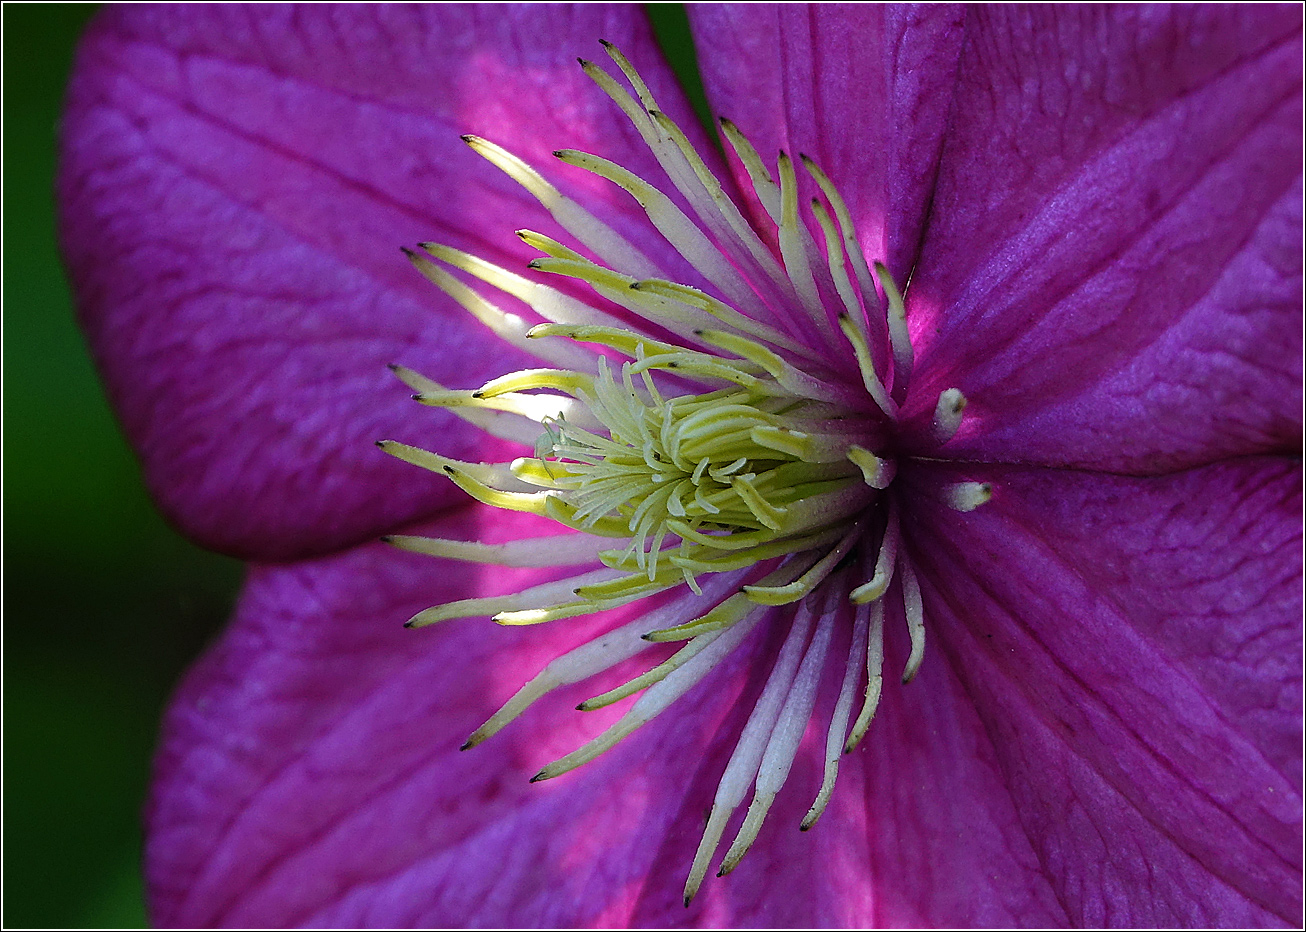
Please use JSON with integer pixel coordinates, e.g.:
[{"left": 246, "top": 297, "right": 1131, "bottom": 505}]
[{"left": 56, "top": 4, "right": 1302, "bottom": 928}]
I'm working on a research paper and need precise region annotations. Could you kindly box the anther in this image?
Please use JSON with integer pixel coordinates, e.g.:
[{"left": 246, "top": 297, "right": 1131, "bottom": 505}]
[
  {"left": 945, "top": 482, "right": 992, "bottom": 512},
  {"left": 931, "top": 388, "right": 967, "bottom": 444},
  {"left": 847, "top": 446, "right": 894, "bottom": 490}
]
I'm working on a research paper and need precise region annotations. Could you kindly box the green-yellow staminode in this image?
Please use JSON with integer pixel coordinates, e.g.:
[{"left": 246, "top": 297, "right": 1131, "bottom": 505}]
[{"left": 377, "top": 41, "right": 986, "bottom": 906}]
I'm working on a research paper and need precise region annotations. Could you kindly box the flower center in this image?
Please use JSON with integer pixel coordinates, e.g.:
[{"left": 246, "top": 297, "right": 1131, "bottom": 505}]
[{"left": 378, "top": 41, "right": 986, "bottom": 905}]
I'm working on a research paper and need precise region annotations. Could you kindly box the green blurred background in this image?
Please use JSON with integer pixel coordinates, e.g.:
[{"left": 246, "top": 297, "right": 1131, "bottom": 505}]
[
  {"left": 2, "top": 6, "right": 707, "bottom": 927},
  {"left": 3, "top": 5, "right": 241, "bottom": 926}
]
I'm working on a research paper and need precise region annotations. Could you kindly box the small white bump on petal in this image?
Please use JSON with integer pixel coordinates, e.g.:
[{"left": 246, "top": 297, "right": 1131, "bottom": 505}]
[
  {"left": 946, "top": 481, "right": 994, "bottom": 512},
  {"left": 932, "top": 387, "right": 968, "bottom": 444}
]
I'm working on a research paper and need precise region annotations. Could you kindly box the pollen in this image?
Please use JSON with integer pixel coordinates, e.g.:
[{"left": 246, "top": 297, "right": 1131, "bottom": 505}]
[{"left": 378, "top": 41, "right": 987, "bottom": 905}]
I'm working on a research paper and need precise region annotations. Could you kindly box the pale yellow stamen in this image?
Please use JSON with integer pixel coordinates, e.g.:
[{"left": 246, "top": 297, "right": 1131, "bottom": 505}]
[
  {"left": 932, "top": 387, "right": 968, "bottom": 443},
  {"left": 947, "top": 481, "right": 993, "bottom": 512},
  {"left": 461, "top": 134, "right": 665, "bottom": 280},
  {"left": 802, "top": 598, "right": 871, "bottom": 830},
  {"left": 844, "top": 597, "right": 886, "bottom": 754},
  {"left": 381, "top": 43, "right": 1000, "bottom": 905}
]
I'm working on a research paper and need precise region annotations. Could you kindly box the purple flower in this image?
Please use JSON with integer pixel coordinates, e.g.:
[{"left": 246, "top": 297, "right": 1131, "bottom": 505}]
[{"left": 58, "top": 4, "right": 1302, "bottom": 927}]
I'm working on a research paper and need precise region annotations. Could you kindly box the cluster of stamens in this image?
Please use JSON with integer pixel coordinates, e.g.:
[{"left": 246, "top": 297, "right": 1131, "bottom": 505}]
[{"left": 378, "top": 41, "right": 988, "bottom": 905}]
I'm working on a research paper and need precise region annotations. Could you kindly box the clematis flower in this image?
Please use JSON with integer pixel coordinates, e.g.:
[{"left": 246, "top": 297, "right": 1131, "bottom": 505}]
[{"left": 58, "top": 4, "right": 1302, "bottom": 928}]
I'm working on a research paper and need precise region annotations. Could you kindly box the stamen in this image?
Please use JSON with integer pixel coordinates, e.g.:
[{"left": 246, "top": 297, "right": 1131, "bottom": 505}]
[
  {"left": 718, "top": 116, "right": 781, "bottom": 223},
  {"left": 404, "top": 566, "right": 619, "bottom": 628},
  {"left": 577, "top": 59, "right": 799, "bottom": 333},
  {"left": 800, "top": 155, "right": 885, "bottom": 327},
  {"left": 802, "top": 590, "right": 869, "bottom": 829},
  {"left": 946, "top": 481, "right": 993, "bottom": 512},
  {"left": 683, "top": 599, "right": 816, "bottom": 906},
  {"left": 850, "top": 502, "right": 899, "bottom": 604},
  {"left": 532, "top": 612, "right": 761, "bottom": 782},
  {"left": 648, "top": 110, "right": 795, "bottom": 301},
  {"left": 554, "top": 149, "right": 767, "bottom": 319},
  {"left": 718, "top": 591, "right": 838, "bottom": 876},
  {"left": 419, "top": 242, "right": 597, "bottom": 327},
  {"left": 380, "top": 43, "right": 955, "bottom": 903},
  {"left": 809, "top": 195, "right": 890, "bottom": 408},
  {"left": 836, "top": 313, "right": 897, "bottom": 418},
  {"left": 775, "top": 152, "right": 837, "bottom": 347},
  {"left": 932, "top": 387, "right": 968, "bottom": 444},
  {"left": 463, "top": 612, "right": 652, "bottom": 750},
  {"left": 461, "top": 134, "right": 666, "bottom": 280},
  {"left": 743, "top": 523, "right": 862, "bottom": 605},
  {"left": 846, "top": 445, "right": 895, "bottom": 490},
  {"left": 402, "top": 247, "right": 596, "bottom": 371},
  {"left": 382, "top": 532, "right": 606, "bottom": 567},
  {"left": 874, "top": 261, "right": 914, "bottom": 390},
  {"left": 386, "top": 366, "right": 546, "bottom": 445},
  {"left": 474, "top": 367, "right": 594, "bottom": 398},
  {"left": 374, "top": 440, "right": 536, "bottom": 493},
  {"left": 898, "top": 551, "right": 926, "bottom": 683},
  {"left": 694, "top": 328, "right": 864, "bottom": 407},
  {"left": 631, "top": 278, "right": 815, "bottom": 360},
  {"left": 844, "top": 597, "right": 886, "bottom": 753}
]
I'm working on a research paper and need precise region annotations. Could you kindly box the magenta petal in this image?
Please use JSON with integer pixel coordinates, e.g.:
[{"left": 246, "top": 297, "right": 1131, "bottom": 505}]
[
  {"left": 849, "top": 620, "right": 1065, "bottom": 925},
  {"left": 904, "top": 7, "right": 1302, "bottom": 472},
  {"left": 58, "top": 5, "right": 703, "bottom": 560},
  {"left": 146, "top": 506, "right": 879, "bottom": 927},
  {"left": 903, "top": 458, "right": 1303, "bottom": 925},
  {"left": 143, "top": 503, "right": 1070, "bottom": 928},
  {"left": 687, "top": 4, "right": 966, "bottom": 283}
]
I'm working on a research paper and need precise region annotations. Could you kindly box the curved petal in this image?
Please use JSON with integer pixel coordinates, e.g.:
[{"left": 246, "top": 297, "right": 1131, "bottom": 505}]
[
  {"left": 851, "top": 605, "right": 1066, "bottom": 926},
  {"left": 902, "top": 6, "right": 1303, "bottom": 472},
  {"left": 687, "top": 4, "right": 966, "bottom": 284},
  {"left": 146, "top": 505, "right": 878, "bottom": 927},
  {"left": 144, "top": 502, "right": 1091, "bottom": 927},
  {"left": 58, "top": 4, "right": 708, "bottom": 560},
  {"left": 902, "top": 457, "right": 1303, "bottom": 925}
]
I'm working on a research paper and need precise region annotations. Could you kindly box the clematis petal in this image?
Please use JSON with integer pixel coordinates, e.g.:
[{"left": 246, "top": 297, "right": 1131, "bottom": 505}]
[
  {"left": 57, "top": 4, "right": 710, "bottom": 560},
  {"left": 904, "top": 458, "right": 1303, "bottom": 925},
  {"left": 143, "top": 464, "right": 1303, "bottom": 927},
  {"left": 686, "top": 4, "right": 966, "bottom": 288},
  {"left": 848, "top": 616, "right": 1066, "bottom": 926},
  {"left": 146, "top": 505, "right": 879, "bottom": 927},
  {"left": 902, "top": 6, "right": 1303, "bottom": 473}
]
